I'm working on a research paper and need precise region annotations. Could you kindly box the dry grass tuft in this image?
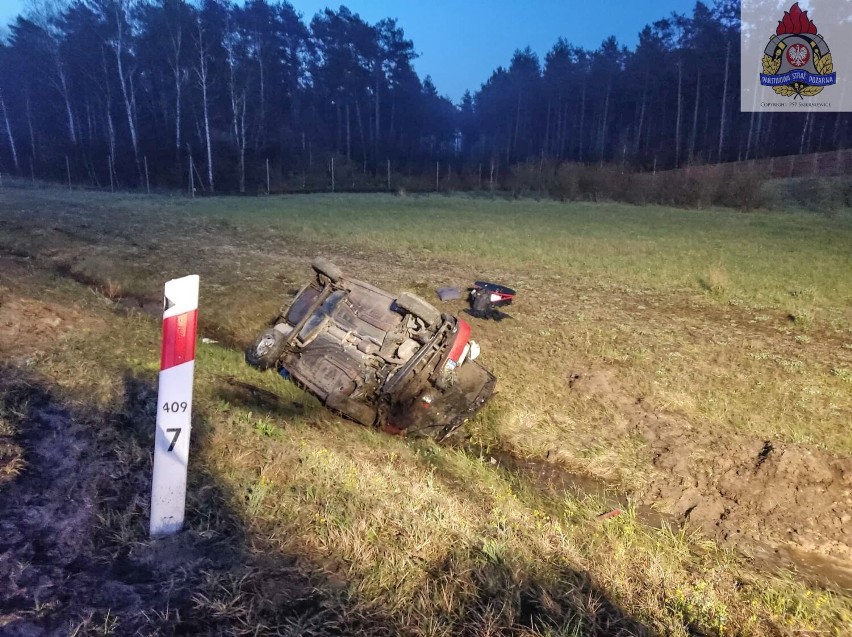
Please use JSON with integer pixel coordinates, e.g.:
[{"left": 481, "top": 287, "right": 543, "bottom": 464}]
[
  {"left": 0, "top": 415, "right": 26, "bottom": 483},
  {"left": 699, "top": 267, "right": 729, "bottom": 296},
  {"left": 101, "top": 278, "right": 124, "bottom": 300}
]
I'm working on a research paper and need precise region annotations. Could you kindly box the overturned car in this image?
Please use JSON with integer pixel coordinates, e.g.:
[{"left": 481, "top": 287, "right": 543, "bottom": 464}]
[{"left": 245, "top": 258, "right": 496, "bottom": 440}]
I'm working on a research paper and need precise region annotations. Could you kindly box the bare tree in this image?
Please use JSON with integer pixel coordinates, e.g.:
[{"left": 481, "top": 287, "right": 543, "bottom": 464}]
[
  {"left": 675, "top": 59, "right": 682, "bottom": 167},
  {"left": 193, "top": 15, "right": 213, "bottom": 191},
  {"left": 0, "top": 87, "right": 20, "bottom": 171},
  {"left": 799, "top": 111, "right": 812, "bottom": 155},
  {"left": 745, "top": 108, "right": 756, "bottom": 160},
  {"left": 52, "top": 40, "right": 77, "bottom": 144},
  {"left": 101, "top": 46, "right": 117, "bottom": 163},
  {"left": 108, "top": 0, "right": 141, "bottom": 176},
  {"left": 689, "top": 68, "right": 701, "bottom": 162},
  {"left": 224, "top": 24, "right": 247, "bottom": 193},
  {"left": 717, "top": 40, "right": 730, "bottom": 163},
  {"left": 635, "top": 82, "right": 647, "bottom": 156},
  {"left": 24, "top": 92, "right": 37, "bottom": 161},
  {"left": 598, "top": 81, "right": 611, "bottom": 164},
  {"left": 164, "top": 0, "right": 188, "bottom": 159},
  {"left": 25, "top": 0, "right": 77, "bottom": 145}
]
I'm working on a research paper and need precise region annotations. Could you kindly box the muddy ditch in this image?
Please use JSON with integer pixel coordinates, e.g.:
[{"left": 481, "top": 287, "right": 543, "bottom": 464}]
[
  {"left": 0, "top": 247, "right": 249, "bottom": 353},
  {"left": 453, "top": 438, "right": 852, "bottom": 593}
]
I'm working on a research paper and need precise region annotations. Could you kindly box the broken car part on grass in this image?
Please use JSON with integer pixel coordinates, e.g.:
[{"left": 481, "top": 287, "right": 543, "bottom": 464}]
[
  {"left": 435, "top": 281, "right": 516, "bottom": 320},
  {"left": 246, "top": 258, "right": 496, "bottom": 440},
  {"left": 467, "top": 281, "right": 516, "bottom": 321}
]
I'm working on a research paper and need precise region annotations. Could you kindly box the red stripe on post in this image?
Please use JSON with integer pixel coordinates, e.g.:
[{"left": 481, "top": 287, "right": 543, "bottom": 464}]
[{"left": 160, "top": 309, "right": 198, "bottom": 371}]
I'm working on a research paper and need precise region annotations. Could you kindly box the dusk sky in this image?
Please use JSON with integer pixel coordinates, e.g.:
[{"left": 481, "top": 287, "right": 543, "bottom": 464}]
[{"left": 0, "top": 0, "right": 700, "bottom": 103}]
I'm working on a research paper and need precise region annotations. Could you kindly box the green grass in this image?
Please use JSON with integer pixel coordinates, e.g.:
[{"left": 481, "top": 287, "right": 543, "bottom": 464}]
[
  {"left": 11, "top": 187, "right": 852, "bottom": 310},
  {"left": 179, "top": 192, "right": 852, "bottom": 308},
  {"left": 2, "top": 185, "right": 852, "bottom": 635}
]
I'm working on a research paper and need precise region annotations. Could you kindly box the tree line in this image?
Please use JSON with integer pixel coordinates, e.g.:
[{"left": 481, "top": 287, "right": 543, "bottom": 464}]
[{"left": 0, "top": 0, "right": 848, "bottom": 195}]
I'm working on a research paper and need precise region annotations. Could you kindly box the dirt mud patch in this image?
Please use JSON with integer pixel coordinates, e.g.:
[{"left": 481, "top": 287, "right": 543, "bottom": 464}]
[
  {"left": 0, "top": 368, "right": 396, "bottom": 635},
  {"left": 0, "top": 255, "right": 113, "bottom": 362},
  {"left": 568, "top": 366, "right": 852, "bottom": 590},
  {"left": 0, "top": 292, "right": 90, "bottom": 362}
]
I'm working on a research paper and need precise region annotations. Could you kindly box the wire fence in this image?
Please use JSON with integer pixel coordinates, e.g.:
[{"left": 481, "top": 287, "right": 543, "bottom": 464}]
[{"left": 670, "top": 149, "right": 852, "bottom": 181}]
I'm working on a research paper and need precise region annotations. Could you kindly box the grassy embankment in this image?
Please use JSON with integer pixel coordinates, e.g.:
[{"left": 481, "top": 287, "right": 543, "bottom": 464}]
[{"left": 1, "top": 185, "right": 850, "bottom": 635}]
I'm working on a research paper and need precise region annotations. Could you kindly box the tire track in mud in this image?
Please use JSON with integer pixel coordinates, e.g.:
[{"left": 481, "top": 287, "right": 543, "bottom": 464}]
[{"left": 568, "top": 366, "right": 852, "bottom": 591}]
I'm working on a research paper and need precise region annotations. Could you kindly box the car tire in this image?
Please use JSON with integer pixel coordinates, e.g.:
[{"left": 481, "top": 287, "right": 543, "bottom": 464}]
[
  {"left": 311, "top": 257, "right": 342, "bottom": 282},
  {"left": 245, "top": 328, "right": 286, "bottom": 370},
  {"left": 396, "top": 292, "right": 441, "bottom": 327}
]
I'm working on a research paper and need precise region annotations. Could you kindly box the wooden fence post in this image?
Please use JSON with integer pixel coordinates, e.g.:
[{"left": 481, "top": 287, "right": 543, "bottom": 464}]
[
  {"left": 331, "top": 157, "right": 335, "bottom": 192},
  {"left": 65, "top": 155, "right": 71, "bottom": 190},
  {"left": 386, "top": 159, "right": 390, "bottom": 191},
  {"left": 144, "top": 156, "right": 150, "bottom": 194},
  {"left": 436, "top": 161, "right": 439, "bottom": 191},
  {"left": 266, "top": 158, "right": 270, "bottom": 194}
]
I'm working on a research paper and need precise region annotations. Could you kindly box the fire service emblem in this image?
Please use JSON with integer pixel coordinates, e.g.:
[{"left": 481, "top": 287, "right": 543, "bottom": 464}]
[{"left": 760, "top": 3, "right": 835, "bottom": 98}]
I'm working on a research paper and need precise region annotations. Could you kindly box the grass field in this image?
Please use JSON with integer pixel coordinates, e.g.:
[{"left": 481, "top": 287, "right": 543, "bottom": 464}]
[{"left": 1, "top": 184, "right": 851, "bottom": 635}]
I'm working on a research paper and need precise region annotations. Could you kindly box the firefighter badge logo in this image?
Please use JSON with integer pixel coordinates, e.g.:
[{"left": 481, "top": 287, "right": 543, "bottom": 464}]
[{"left": 760, "top": 3, "right": 835, "bottom": 98}]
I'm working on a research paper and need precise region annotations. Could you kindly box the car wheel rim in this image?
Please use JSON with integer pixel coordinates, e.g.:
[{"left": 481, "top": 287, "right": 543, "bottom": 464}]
[{"left": 255, "top": 334, "right": 275, "bottom": 357}]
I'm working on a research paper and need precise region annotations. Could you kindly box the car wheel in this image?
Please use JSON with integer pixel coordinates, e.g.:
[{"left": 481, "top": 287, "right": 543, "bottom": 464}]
[
  {"left": 245, "top": 328, "right": 286, "bottom": 370},
  {"left": 311, "top": 257, "right": 342, "bottom": 282},
  {"left": 396, "top": 292, "right": 441, "bottom": 327}
]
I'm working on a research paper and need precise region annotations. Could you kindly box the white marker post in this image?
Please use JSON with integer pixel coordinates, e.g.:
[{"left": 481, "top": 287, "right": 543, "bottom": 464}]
[{"left": 150, "top": 275, "right": 199, "bottom": 537}]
